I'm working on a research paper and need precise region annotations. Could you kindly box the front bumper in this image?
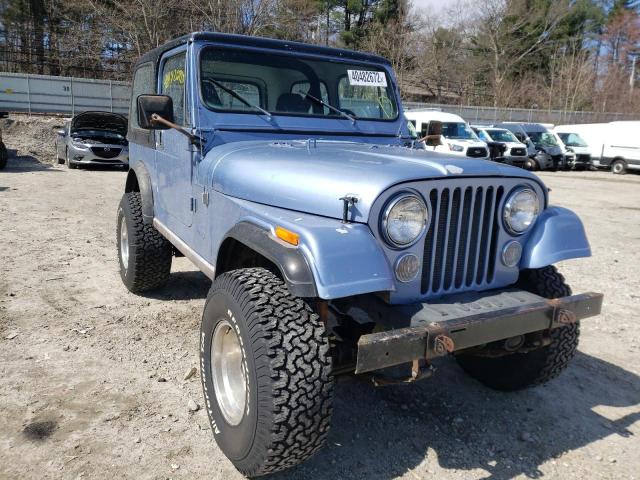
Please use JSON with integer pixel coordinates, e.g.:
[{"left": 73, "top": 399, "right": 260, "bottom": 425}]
[
  {"left": 354, "top": 289, "right": 603, "bottom": 374},
  {"left": 69, "top": 144, "right": 129, "bottom": 166},
  {"left": 503, "top": 155, "right": 528, "bottom": 167}
]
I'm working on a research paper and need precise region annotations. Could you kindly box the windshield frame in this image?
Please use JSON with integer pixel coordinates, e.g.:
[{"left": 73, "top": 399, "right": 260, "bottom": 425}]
[{"left": 197, "top": 45, "right": 400, "bottom": 123}]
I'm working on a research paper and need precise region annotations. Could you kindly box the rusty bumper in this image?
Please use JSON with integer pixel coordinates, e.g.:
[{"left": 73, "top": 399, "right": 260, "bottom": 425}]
[{"left": 355, "top": 292, "right": 603, "bottom": 374}]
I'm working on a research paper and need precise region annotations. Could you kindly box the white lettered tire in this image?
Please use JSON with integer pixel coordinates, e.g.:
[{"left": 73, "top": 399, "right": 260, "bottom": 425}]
[{"left": 200, "top": 268, "right": 333, "bottom": 476}]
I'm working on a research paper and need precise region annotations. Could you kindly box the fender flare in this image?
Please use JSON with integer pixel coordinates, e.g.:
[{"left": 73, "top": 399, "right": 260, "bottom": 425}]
[
  {"left": 521, "top": 206, "right": 591, "bottom": 269},
  {"left": 222, "top": 222, "right": 317, "bottom": 298},
  {"left": 125, "top": 162, "right": 154, "bottom": 224}
]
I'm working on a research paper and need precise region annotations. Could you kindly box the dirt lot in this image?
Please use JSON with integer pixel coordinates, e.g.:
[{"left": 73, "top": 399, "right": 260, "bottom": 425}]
[{"left": 1, "top": 147, "right": 639, "bottom": 479}]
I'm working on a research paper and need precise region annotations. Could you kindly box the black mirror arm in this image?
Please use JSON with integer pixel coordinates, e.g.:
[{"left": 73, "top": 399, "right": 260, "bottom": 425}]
[{"left": 151, "top": 113, "right": 205, "bottom": 148}]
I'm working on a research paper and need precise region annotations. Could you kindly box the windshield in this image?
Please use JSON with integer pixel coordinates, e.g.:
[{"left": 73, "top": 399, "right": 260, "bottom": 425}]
[
  {"left": 441, "top": 122, "right": 477, "bottom": 140},
  {"left": 527, "top": 131, "right": 558, "bottom": 147},
  {"left": 200, "top": 48, "right": 398, "bottom": 121},
  {"left": 487, "top": 129, "right": 519, "bottom": 143},
  {"left": 558, "top": 132, "right": 587, "bottom": 147}
]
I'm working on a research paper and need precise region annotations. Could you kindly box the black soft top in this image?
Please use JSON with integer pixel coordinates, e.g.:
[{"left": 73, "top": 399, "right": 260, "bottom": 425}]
[{"left": 133, "top": 32, "right": 391, "bottom": 74}]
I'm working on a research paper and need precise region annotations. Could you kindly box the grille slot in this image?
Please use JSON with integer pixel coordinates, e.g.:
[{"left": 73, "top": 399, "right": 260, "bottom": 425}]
[
  {"left": 466, "top": 147, "right": 488, "bottom": 158},
  {"left": 91, "top": 147, "right": 122, "bottom": 159},
  {"left": 421, "top": 185, "right": 503, "bottom": 294}
]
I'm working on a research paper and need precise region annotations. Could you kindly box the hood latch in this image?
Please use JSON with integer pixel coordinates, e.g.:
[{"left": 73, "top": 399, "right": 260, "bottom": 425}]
[{"left": 339, "top": 196, "right": 359, "bottom": 223}]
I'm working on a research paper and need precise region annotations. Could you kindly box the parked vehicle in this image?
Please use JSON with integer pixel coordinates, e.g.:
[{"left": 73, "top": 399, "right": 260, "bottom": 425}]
[
  {"left": 405, "top": 110, "right": 489, "bottom": 159},
  {"left": 0, "top": 128, "right": 7, "bottom": 170},
  {"left": 117, "top": 32, "right": 602, "bottom": 477},
  {"left": 552, "top": 129, "right": 592, "bottom": 170},
  {"left": 473, "top": 126, "right": 528, "bottom": 167},
  {"left": 555, "top": 122, "right": 640, "bottom": 174},
  {"left": 496, "top": 123, "right": 568, "bottom": 170},
  {"left": 56, "top": 111, "right": 129, "bottom": 169}
]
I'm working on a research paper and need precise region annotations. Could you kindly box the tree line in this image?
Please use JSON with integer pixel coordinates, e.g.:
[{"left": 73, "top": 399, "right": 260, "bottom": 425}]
[{"left": 0, "top": 0, "right": 639, "bottom": 113}]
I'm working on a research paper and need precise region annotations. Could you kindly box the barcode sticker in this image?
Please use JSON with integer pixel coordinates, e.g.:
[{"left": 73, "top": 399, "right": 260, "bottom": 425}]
[{"left": 347, "top": 70, "right": 387, "bottom": 87}]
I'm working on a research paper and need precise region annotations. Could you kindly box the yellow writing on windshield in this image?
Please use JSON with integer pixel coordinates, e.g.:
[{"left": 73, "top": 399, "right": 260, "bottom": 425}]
[{"left": 163, "top": 68, "right": 184, "bottom": 91}]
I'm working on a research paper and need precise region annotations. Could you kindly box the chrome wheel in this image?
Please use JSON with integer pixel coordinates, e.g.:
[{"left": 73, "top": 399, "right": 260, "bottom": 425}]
[
  {"left": 211, "top": 319, "right": 247, "bottom": 426},
  {"left": 120, "top": 216, "right": 129, "bottom": 270}
]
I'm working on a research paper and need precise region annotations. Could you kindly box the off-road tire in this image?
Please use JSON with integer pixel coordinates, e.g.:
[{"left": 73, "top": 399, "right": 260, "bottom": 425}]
[
  {"left": 65, "top": 148, "right": 78, "bottom": 169},
  {"left": 116, "top": 191, "right": 172, "bottom": 292},
  {"left": 611, "top": 158, "right": 627, "bottom": 175},
  {"left": 200, "top": 268, "right": 333, "bottom": 477},
  {"left": 456, "top": 266, "right": 579, "bottom": 391},
  {"left": 0, "top": 142, "right": 7, "bottom": 169}
]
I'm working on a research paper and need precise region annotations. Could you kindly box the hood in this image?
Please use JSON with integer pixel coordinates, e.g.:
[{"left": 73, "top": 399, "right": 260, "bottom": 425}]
[
  {"left": 446, "top": 138, "right": 485, "bottom": 146},
  {"left": 71, "top": 111, "right": 127, "bottom": 136},
  {"left": 208, "top": 140, "right": 542, "bottom": 223},
  {"left": 566, "top": 145, "right": 590, "bottom": 154}
]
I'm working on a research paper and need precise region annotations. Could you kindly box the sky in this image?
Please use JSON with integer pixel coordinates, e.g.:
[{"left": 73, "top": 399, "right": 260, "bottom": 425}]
[{"left": 412, "top": 0, "right": 450, "bottom": 13}]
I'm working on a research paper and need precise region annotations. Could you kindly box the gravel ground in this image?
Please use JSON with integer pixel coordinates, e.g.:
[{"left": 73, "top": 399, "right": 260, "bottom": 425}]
[{"left": 1, "top": 149, "right": 639, "bottom": 480}]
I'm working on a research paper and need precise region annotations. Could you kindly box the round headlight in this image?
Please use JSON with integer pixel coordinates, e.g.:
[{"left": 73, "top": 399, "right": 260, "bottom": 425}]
[
  {"left": 382, "top": 193, "right": 428, "bottom": 247},
  {"left": 503, "top": 187, "right": 540, "bottom": 235}
]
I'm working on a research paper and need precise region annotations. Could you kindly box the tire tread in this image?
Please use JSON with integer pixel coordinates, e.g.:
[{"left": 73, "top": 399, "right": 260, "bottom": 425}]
[
  {"left": 208, "top": 268, "right": 333, "bottom": 477},
  {"left": 117, "top": 192, "right": 172, "bottom": 292},
  {"left": 456, "top": 266, "right": 580, "bottom": 391}
]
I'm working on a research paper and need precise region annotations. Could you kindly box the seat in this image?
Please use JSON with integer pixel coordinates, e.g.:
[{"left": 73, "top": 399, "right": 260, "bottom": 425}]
[{"left": 275, "top": 93, "right": 310, "bottom": 113}]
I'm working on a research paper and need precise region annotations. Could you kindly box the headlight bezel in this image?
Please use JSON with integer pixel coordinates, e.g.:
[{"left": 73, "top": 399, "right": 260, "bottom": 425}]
[
  {"left": 503, "top": 186, "right": 540, "bottom": 235},
  {"left": 381, "top": 192, "right": 428, "bottom": 248}
]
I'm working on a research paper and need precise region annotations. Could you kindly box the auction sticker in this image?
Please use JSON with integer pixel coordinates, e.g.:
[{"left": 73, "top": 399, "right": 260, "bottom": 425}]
[{"left": 347, "top": 70, "right": 387, "bottom": 87}]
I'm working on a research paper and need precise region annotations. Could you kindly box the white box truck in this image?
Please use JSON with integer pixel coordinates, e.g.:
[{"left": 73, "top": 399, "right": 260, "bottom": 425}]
[{"left": 555, "top": 122, "right": 640, "bottom": 174}]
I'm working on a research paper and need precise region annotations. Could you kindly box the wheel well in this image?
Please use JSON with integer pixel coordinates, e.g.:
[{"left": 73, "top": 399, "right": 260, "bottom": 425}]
[
  {"left": 216, "top": 237, "right": 281, "bottom": 278},
  {"left": 612, "top": 157, "right": 626, "bottom": 163},
  {"left": 125, "top": 170, "right": 140, "bottom": 192}
]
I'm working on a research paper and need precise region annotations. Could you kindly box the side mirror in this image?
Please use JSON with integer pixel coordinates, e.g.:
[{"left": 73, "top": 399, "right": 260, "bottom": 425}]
[
  {"left": 137, "top": 94, "right": 174, "bottom": 130},
  {"left": 57, "top": 130, "right": 65, "bottom": 136},
  {"left": 425, "top": 120, "right": 442, "bottom": 147}
]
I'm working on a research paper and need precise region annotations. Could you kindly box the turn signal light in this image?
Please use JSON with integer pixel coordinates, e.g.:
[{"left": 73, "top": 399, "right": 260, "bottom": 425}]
[{"left": 275, "top": 226, "right": 299, "bottom": 246}]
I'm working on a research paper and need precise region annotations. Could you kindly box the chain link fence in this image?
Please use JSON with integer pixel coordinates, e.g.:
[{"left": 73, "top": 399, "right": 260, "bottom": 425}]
[
  {"left": 1, "top": 72, "right": 638, "bottom": 125},
  {"left": 403, "top": 102, "right": 637, "bottom": 125}
]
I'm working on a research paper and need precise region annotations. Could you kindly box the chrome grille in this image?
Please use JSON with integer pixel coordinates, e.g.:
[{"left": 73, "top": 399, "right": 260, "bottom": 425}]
[{"left": 421, "top": 185, "right": 504, "bottom": 294}]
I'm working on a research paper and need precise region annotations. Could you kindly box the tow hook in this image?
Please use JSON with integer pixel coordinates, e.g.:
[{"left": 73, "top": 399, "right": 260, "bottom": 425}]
[
  {"left": 433, "top": 334, "right": 455, "bottom": 355},
  {"left": 556, "top": 308, "right": 577, "bottom": 325},
  {"left": 370, "top": 359, "right": 435, "bottom": 386}
]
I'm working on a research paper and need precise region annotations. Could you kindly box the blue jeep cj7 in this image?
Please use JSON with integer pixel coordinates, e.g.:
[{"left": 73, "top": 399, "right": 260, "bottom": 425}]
[{"left": 116, "top": 32, "right": 603, "bottom": 477}]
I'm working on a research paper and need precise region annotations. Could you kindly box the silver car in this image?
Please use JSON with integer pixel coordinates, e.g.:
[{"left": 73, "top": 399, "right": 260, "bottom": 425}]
[{"left": 56, "top": 111, "right": 129, "bottom": 169}]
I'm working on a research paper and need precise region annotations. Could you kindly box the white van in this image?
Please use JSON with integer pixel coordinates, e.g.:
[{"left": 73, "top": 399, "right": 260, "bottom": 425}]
[
  {"left": 472, "top": 126, "right": 528, "bottom": 167},
  {"left": 405, "top": 110, "right": 489, "bottom": 159},
  {"left": 552, "top": 129, "right": 592, "bottom": 170},
  {"left": 555, "top": 122, "right": 640, "bottom": 174}
]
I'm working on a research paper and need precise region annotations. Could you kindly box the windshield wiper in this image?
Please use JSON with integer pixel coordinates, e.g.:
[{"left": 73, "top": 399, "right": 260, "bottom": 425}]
[
  {"left": 304, "top": 92, "right": 356, "bottom": 124},
  {"left": 205, "top": 78, "right": 272, "bottom": 119}
]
